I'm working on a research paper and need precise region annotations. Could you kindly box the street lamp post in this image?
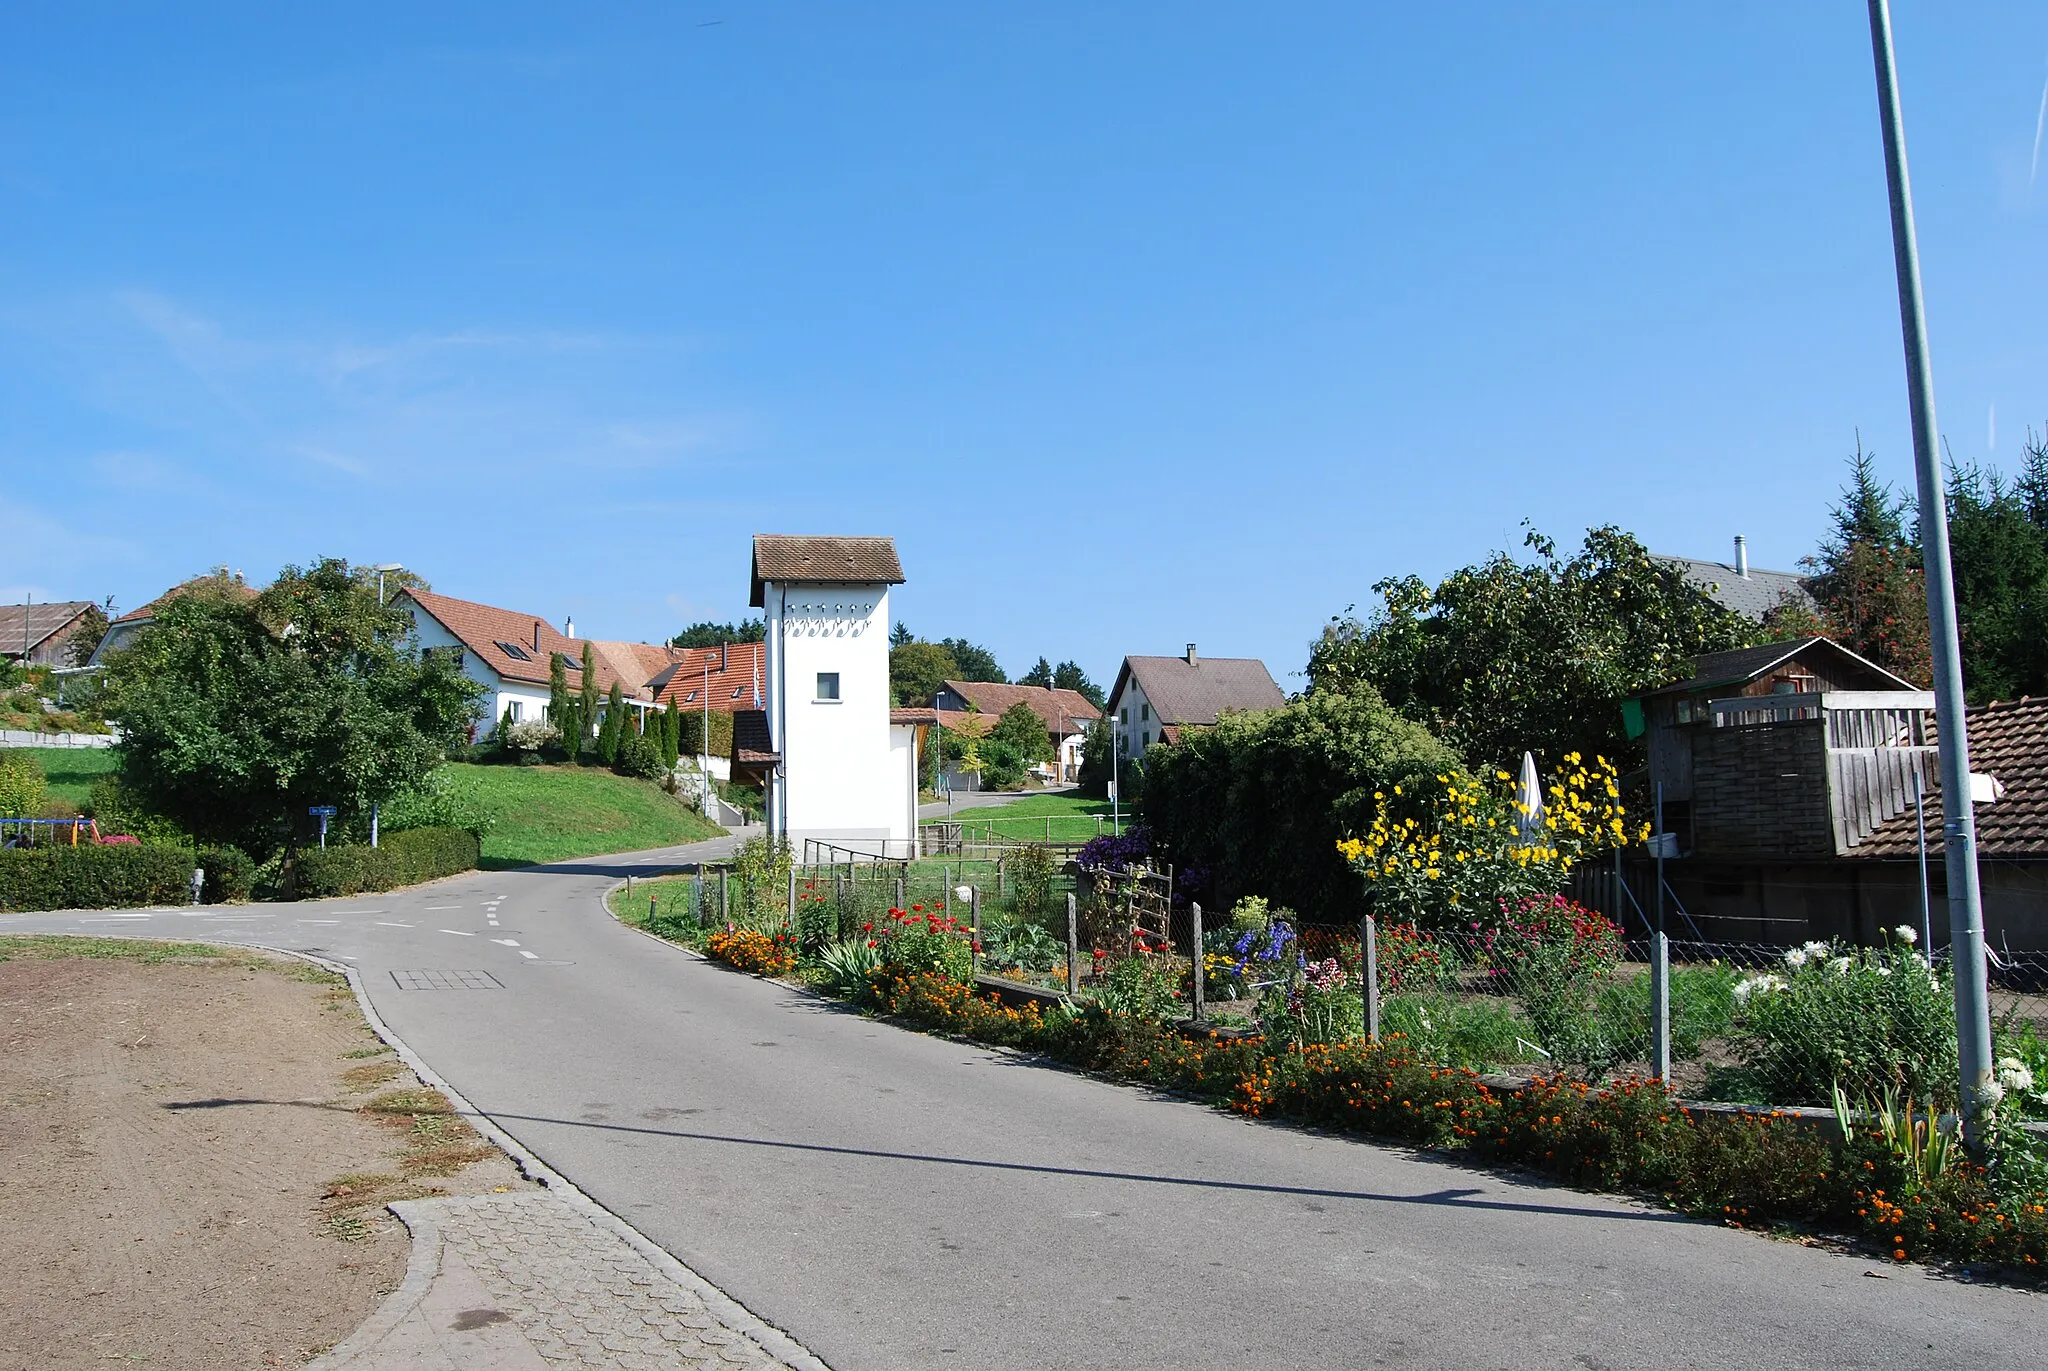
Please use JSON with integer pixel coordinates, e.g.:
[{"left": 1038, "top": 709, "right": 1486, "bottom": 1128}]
[
  {"left": 1865, "top": 0, "right": 1994, "bottom": 1148},
  {"left": 373, "top": 563, "right": 405, "bottom": 606}
]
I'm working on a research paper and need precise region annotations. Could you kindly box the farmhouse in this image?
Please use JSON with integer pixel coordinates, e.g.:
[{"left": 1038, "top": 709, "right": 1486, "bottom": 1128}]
[
  {"left": 1106, "top": 645, "right": 1284, "bottom": 762},
  {"left": 933, "top": 680, "right": 1099, "bottom": 783}
]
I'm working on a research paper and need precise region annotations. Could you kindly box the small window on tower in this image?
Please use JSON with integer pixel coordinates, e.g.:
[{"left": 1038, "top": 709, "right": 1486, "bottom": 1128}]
[{"left": 816, "top": 672, "right": 841, "bottom": 702}]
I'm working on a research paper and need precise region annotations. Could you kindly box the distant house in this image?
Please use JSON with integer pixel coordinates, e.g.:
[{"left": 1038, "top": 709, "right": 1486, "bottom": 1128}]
[
  {"left": 394, "top": 588, "right": 684, "bottom": 737},
  {"left": 740, "top": 534, "right": 920, "bottom": 852},
  {"left": 1613, "top": 635, "right": 2048, "bottom": 949},
  {"left": 1105, "top": 645, "right": 1285, "bottom": 762},
  {"left": 1652, "top": 536, "right": 1816, "bottom": 621},
  {"left": 934, "top": 680, "right": 1099, "bottom": 782},
  {"left": 1, "top": 600, "right": 100, "bottom": 667},
  {"left": 89, "top": 572, "right": 258, "bottom": 665}
]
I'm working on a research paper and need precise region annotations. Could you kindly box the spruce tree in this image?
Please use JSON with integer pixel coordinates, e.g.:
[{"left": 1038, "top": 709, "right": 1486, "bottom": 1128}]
[
  {"left": 548, "top": 651, "right": 569, "bottom": 732},
  {"left": 579, "top": 642, "right": 600, "bottom": 730},
  {"left": 560, "top": 699, "right": 583, "bottom": 764},
  {"left": 599, "top": 681, "right": 625, "bottom": 765}
]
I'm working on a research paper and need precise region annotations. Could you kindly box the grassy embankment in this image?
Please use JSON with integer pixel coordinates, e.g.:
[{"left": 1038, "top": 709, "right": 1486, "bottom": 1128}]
[
  {"left": 22, "top": 747, "right": 117, "bottom": 810},
  {"left": 444, "top": 763, "right": 724, "bottom": 869},
  {"left": 920, "top": 791, "right": 1119, "bottom": 843}
]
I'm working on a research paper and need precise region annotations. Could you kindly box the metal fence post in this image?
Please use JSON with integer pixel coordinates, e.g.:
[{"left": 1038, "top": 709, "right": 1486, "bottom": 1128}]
[
  {"left": 1650, "top": 929, "right": 1672, "bottom": 1083},
  {"left": 1190, "top": 901, "right": 1204, "bottom": 1022},
  {"left": 719, "top": 868, "right": 728, "bottom": 922},
  {"left": 1361, "top": 914, "right": 1380, "bottom": 1043},
  {"left": 694, "top": 870, "right": 705, "bottom": 927},
  {"left": 787, "top": 863, "right": 797, "bottom": 934},
  {"left": 1066, "top": 892, "right": 1080, "bottom": 996},
  {"left": 896, "top": 875, "right": 905, "bottom": 911}
]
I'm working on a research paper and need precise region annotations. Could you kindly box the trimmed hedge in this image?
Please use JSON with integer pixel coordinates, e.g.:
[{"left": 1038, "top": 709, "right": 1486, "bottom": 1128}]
[
  {"left": 291, "top": 825, "right": 480, "bottom": 899},
  {"left": 198, "top": 845, "right": 254, "bottom": 903},
  {"left": 0, "top": 843, "right": 194, "bottom": 911}
]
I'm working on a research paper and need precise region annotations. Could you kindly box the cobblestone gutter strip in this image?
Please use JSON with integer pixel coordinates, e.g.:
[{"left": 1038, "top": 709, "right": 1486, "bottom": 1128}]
[{"left": 302, "top": 948, "right": 832, "bottom": 1371}]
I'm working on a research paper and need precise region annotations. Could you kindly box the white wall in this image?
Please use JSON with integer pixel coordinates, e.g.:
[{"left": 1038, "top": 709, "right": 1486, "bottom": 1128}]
[
  {"left": 1111, "top": 675, "right": 1157, "bottom": 758},
  {"left": 403, "top": 603, "right": 550, "bottom": 734},
  {"left": 764, "top": 581, "right": 911, "bottom": 847}
]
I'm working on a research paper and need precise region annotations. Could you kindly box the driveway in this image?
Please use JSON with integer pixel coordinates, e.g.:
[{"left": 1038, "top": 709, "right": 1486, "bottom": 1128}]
[{"left": 6, "top": 844, "right": 2043, "bottom": 1370}]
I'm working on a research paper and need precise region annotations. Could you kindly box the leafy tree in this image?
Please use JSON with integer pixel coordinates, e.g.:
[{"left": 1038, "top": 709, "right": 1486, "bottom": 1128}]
[
  {"left": 950, "top": 712, "right": 993, "bottom": 777},
  {"left": 1019, "top": 657, "right": 1054, "bottom": 688},
  {"left": 670, "top": 619, "right": 766, "bottom": 648},
  {"left": 1143, "top": 684, "right": 1459, "bottom": 920},
  {"left": 0, "top": 749, "right": 48, "bottom": 818},
  {"left": 890, "top": 640, "right": 959, "bottom": 708},
  {"left": 598, "top": 681, "right": 626, "bottom": 765},
  {"left": 65, "top": 602, "right": 110, "bottom": 668},
  {"left": 979, "top": 737, "right": 1026, "bottom": 790},
  {"left": 1075, "top": 717, "right": 1115, "bottom": 797},
  {"left": 1053, "top": 661, "right": 1106, "bottom": 710},
  {"left": 100, "top": 558, "right": 481, "bottom": 854},
  {"left": 1309, "top": 525, "right": 1755, "bottom": 771},
  {"left": 941, "top": 637, "right": 1006, "bottom": 683},
  {"left": 991, "top": 701, "right": 1052, "bottom": 764}
]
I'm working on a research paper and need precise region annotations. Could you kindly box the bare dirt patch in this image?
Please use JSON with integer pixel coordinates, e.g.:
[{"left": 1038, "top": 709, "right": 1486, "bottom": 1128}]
[{"left": 0, "top": 938, "right": 529, "bottom": 1369}]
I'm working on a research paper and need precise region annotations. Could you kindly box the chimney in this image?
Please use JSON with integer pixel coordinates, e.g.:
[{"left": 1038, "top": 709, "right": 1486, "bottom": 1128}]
[
  {"left": 1734, "top": 536, "right": 1750, "bottom": 579},
  {"left": 719, "top": 642, "right": 728, "bottom": 672},
  {"left": 533, "top": 621, "right": 542, "bottom": 652},
  {"left": 1185, "top": 643, "right": 1198, "bottom": 667},
  {"left": 564, "top": 616, "right": 576, "bottom": 639}
]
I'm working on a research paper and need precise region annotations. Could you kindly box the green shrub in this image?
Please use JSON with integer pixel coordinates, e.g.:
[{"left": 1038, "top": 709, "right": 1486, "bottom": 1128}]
[
  {"left": 978, "top": 738, "right": 1026, "bottom": 790},
  {"left": 85, "top": 773, "right": 190, "bottom": 843},
  {"left": 290, "top": 825, "right": 480, "bottom": 898},
  {"left": 615, "top": 734, "right": 667, "bottom": 780},
  {"left": 380, "top": 767, "right": 497, "bottom": 838},
  {"left": 0, "top": 843, "right": 193, "bottom": 911},
  {"left": 198, "top": 845, "right": 254, "bottom": 903},
  {"left": 0, "top": 750, "right": 48, "bottom": 818},
  {"left": 874, "top": 905, "right": 974, "bottom": 983},
  {"left": 1004, "top": 845, "right": 1055, "bottom": 921}
]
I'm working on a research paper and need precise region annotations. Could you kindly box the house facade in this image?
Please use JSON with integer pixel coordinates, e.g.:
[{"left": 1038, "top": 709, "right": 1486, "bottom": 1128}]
[
  {"left": 933, "top": 679, "right": 1099, "bottom": 782},
  {"left": 748, "top": 535, "right": 919, "bottom": 851},
  {"left": 1106, "top": 645, "right": 1285, "bottom": 761}
]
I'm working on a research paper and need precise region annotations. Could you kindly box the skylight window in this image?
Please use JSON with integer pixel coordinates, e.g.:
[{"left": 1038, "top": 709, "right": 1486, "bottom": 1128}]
[
  {"left": 494, "top": 640, "right": 533, "bottom": 662},
  {"left": 731, "top": 686, "right": 745, "bottom": 699}
]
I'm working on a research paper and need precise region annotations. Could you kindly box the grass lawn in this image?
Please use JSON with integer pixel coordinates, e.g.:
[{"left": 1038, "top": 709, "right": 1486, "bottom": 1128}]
[
  {"left": 444, "top": 763, "right": 724, "bottom": 868},
  {"left": 22, "top": 747, "right": 118, "bottom": 808},
  {"left": 921, "top": 791, "right": 1121, "bottom": 843}
]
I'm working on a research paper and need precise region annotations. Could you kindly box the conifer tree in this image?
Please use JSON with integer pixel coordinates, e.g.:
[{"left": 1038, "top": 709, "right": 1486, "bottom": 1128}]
[
  {"left": 599, "top": 681, "right": 626, "bottom": 765},
  {"left": 663, "top": 699, "right": 682, "bottom": 768},
  {"left": 548, "top": 651, "right": 569, "bottom": 731}
]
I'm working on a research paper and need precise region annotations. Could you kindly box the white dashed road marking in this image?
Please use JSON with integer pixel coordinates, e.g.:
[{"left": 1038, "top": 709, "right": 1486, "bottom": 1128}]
[
  {"left": 440, "top": 929, "right": 474, "bottom": 937},
  {"left": 376, "top": 921, "right": 415, "bottom": 928},
  {"left": 297, "top": 919, "right": 339, "bottom": 924},
  {"left": 518, "top": 951, "right": 539, "bottom": 960},
  {"left": 425, "top": 905, "right": 461, "bottom": 911},
  {"left": 491, "top": 939, "right": 521, "bottom": 948}
]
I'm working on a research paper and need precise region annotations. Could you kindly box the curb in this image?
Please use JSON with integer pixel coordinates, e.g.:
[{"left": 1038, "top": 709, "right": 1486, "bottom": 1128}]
[{"left": 302, "top": 1199, "right": 445, "bottom": 1369}]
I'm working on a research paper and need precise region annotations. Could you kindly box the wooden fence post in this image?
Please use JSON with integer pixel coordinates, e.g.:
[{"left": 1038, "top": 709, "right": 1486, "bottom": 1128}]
[
  {"left": 1066, "top": 892, "right": 1080, "bottom": 996},
  {"left": 1190, "top": 901, "right": 1204, "bottom": 1023},
  {"left": 719, "top": 868, "right": 728, "bottom": 922}
]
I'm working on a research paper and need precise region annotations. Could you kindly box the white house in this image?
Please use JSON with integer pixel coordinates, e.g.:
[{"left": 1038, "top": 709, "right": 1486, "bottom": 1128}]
[{"left": 744, "top": 535, "right": 918, "bottom": 853}]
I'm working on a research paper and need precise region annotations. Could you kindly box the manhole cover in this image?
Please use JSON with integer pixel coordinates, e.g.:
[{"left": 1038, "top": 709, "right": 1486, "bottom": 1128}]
[{"left": 391, "top": 969, "right": 505, "bottom": 990}]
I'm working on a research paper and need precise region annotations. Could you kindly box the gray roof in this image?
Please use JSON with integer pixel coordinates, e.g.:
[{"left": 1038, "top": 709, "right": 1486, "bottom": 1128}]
[
  {"left": 1653, "top": 555, "right": 1814, "bottom": 620},
  {"left": 1109, "top": 655, "right": 1285, "bottom": 727},
  {"left": 1640, "top": 636, "right": 1918, "bottom": 698}
]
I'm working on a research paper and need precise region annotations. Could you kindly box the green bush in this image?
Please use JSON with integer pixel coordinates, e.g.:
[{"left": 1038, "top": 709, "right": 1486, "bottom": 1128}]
[
  {"left": 0, "top": 750, "right": 48, "bottom": 818},
  {"left": 0, "top": 843, "right": 194, "bottom": 911},
  {"left": 290, "top": 825, "right": 480, "bottom": 899},
  {"left": 197, "top": 845, "right": 254, "bottom": 903},
  {"left": 615, "top": 734, "right": 667, "bottom": 780},
  {"left": 978, "top": 738, "right": 1026, "bottom": 790},
  {"left": 85, "top": 773, "right": 190, "bottom": 843},
  {"left": 1004, "top": 845, "right": 1055, "bottom": 921}
]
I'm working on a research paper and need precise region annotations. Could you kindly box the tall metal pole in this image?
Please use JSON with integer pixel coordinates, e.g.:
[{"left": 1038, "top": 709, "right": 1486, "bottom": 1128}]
[
  {"left": 1867, "top": 0, "right": 1993, "bottom": 1146},
  {"left": 1914, "top": 771, "right": 1933, "bottom": 954}
]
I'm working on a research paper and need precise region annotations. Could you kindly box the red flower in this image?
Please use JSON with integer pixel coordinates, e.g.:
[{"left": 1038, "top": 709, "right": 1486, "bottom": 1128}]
[{"left": 912, "top": 904, "right": 924, "bottom": 912}]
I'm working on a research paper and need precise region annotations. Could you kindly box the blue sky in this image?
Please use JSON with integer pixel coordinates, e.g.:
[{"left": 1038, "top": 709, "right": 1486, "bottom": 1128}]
[{"left": 2, "top": 3, "right": 2044, "bottom": 691}]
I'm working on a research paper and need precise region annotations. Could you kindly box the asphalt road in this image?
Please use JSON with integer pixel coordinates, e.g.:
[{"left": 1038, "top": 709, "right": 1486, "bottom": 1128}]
[{"left": 10, "top": 839, "right": 2046, "bottom": 1370}]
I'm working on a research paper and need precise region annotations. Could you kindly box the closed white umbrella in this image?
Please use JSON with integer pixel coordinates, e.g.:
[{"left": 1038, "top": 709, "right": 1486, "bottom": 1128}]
[{"left": 1515, "top": 751, "right": 1545, "bottom": 841}]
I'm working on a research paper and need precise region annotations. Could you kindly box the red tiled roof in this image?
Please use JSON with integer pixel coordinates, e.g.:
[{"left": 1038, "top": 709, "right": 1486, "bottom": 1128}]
[
  {"left": 398, "top": 589, "right": 645, "bottom": 696},
  {"left": 891, "top": 707, "right": 938, "bottom": 726},
  {"left": 1855, "top": 697, "right": 2048, "bottom": 859},
  {"left": 732, "top": 709, "right": 778, "bottom": 765},
  {"left": 650, "top": 641, "right": 766, "bottom": 713},
  {"left": 937, "top": 680, "right": 1099, "bottom": 734},
  {"left": 750, "top": 535, "right": 904, "bottom": 607},
  {"left": 117, "top": 574, "right": 256, "bottom": 623}
]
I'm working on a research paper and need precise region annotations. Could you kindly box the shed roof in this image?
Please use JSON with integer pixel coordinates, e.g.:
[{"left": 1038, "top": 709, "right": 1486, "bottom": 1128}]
[
  {"left": 1640, "top": 637, "right": 1918, "bottom": 699},
  {"left": 731, "top": 708, "right": 779, "bottom": 765},
  {"left": 750, "top": 535, "right": 904, "bottom": 607},
  {"left": 1108, "top": 654, "right": 1285, "bottom": 727},
  {"left": 1855, "top": 697, "right": 2048, "bottom": 860},
  {"left": 0, "top": 601, "right": 97, "bottom": 657}
]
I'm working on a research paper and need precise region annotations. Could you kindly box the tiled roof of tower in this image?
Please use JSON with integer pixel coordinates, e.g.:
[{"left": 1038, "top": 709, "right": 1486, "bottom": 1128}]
[
  {"left": 1110, "top": 655, "right": 1285, "bottom": 727},
  {"left": 1854, "top": 697, "right": 2048, "bottom": 859},
  {"left": 749, "top": 535, "right": 904, "bottom": 607}
]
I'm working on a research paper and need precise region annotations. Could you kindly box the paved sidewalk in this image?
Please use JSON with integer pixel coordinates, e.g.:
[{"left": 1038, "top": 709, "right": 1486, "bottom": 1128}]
[{"left": 311, "top": 1192, "right": 825, "bottom": 1370}]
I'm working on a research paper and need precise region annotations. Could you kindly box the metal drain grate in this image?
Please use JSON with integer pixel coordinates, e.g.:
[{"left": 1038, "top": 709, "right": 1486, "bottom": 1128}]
[{"left": 391, "top": 969, "right": 505, "bottom": 991}]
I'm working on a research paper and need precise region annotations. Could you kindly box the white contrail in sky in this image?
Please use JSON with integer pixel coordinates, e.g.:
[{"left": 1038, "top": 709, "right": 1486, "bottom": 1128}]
[{"left": 2033, "top": 69, "right": 2048, "bottom": 183}]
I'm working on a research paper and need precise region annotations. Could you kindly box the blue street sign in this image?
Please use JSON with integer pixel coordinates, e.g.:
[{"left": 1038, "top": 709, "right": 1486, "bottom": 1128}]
[{"left": 309, "top": 806, "right": 337, "bottom": 816}]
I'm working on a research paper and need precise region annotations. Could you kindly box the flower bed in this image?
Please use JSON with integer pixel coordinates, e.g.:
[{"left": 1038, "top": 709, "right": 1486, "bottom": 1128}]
[{"left": 706, "top": 925, "right": 798, "bottom": 977}]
